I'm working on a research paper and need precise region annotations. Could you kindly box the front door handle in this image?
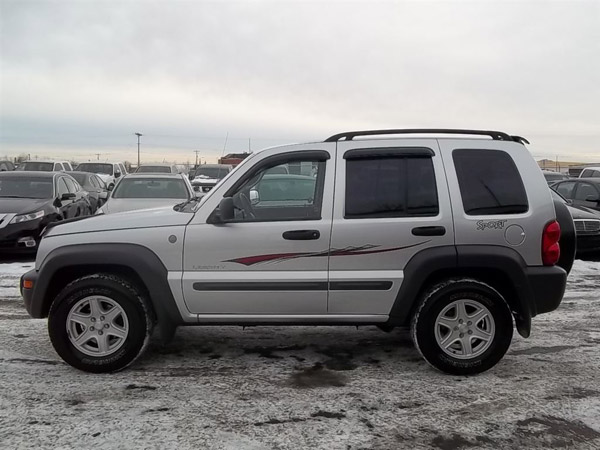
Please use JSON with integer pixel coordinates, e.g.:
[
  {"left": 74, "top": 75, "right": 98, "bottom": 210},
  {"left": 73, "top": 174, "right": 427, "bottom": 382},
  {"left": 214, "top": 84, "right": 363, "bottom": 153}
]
[
  {"left": 283, "top": 230, "right": 320, "bottom": 240},
  {"left": 411, "top": 226, "right": 446, "bottom": 236}
]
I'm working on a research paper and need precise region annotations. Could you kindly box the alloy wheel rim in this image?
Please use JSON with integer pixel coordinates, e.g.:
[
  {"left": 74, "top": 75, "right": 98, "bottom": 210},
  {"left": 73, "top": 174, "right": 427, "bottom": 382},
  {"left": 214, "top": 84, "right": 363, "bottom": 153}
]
[
  {"left": 66, "top": 295, "right": 129, "bottom": 357},
  {"left": 434, "top": 299, "right": 495, "bottom": 360}
]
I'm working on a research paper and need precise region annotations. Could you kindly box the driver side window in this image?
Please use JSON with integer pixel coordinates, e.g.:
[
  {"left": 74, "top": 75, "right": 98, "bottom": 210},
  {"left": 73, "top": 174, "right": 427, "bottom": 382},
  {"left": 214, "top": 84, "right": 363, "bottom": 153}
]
[{"left": 230, "top": 158, "right": 326, "bottom": 222}]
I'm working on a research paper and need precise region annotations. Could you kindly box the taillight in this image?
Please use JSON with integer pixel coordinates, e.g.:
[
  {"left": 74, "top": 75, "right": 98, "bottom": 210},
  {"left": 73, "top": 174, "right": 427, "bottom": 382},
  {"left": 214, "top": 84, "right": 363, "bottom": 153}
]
[{"left": 542, "top": 220, "right": 561, "bottom": 266}]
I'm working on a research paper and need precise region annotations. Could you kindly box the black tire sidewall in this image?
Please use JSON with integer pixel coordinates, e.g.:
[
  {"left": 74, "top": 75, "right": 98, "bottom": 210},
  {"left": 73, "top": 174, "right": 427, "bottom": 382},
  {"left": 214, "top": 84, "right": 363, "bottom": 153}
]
[
  {"left": 414, "top": 281, "right": 513, "bottom": 375},
  {"left": 48, "top": 276, "right": 150, "bottom": 373}
]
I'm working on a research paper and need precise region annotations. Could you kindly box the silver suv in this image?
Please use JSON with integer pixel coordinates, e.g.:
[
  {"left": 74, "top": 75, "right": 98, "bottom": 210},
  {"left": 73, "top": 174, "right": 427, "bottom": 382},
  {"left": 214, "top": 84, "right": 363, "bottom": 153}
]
[{"left": 21, "top": 129, "right": 575, "bottom": 375}]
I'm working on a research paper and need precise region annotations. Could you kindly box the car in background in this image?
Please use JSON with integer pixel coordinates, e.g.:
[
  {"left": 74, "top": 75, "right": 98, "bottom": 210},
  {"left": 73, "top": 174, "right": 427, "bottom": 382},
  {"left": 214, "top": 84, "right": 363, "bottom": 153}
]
[
  {"left": 551, "top": 189, "right": 600, "bottom": 255},
  {"left": 0, "top": 161, "right": 15, "bottom": 171},
  {"left": 552, "top": 178, "right": 600, "bottom": 212},
  {"left": 579, "top": 167, "right": 600, "bottom": 178},
  {"left": 135, "top": 164, "right": 179, "bottom": 174},
  {"left": 17, "top": 160, "right": 72, "bottom": 172},
  {"left": 69, "top": 171, "right": 109, "bottom": 213},
  {"left": 97, "top": 173, "right": 194, "bottom": 214},
  {"left": 75, "top": 162, "right": 127, "bottom": 190},
  {"left": 190, "top": 164, "right": 233, "bottom": 194},
  {"left": 542, "top": 170, "right": 569, "bottom": 185},
  {"left": 0, "top": 171, "right": 92, "bottom": 252}
]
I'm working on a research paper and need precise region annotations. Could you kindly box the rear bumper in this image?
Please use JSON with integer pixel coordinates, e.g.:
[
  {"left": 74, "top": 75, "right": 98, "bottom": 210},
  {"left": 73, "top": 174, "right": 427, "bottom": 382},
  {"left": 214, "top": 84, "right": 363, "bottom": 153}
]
[
  {"left": 526, "top": 265, "right": 567, "bottom": 316},
  {"left": 21, "top": 269, "right": 41, "bottom": 318}
]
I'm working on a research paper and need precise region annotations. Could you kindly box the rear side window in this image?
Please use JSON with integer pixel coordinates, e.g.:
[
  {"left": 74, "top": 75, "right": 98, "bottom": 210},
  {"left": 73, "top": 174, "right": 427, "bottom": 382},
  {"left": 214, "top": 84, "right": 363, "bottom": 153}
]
[
  {"left": 453, "top": 149, "right": 528, "bottom": 215},
  {"left": 345, "top": 156, "right": 439, "bottom": 218}
]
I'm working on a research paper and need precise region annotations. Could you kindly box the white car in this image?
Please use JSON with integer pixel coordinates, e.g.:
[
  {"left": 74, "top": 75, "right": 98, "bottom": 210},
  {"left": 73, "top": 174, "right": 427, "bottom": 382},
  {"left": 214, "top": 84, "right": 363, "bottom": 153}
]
[
  {"left": 75, "top": 162, "right": 127, "bottom": 189},
  {"left": 579, "top": 166, "right": 600, "bottom": 178},
  {"left": 135, "top": 164, "right": 179, "bottom": 174},
  {"left": 97, "top": 173, "right": 195, "bottom": 214},
  {"left": 17, "top": 160, "right": 72, "bottom": 172}
]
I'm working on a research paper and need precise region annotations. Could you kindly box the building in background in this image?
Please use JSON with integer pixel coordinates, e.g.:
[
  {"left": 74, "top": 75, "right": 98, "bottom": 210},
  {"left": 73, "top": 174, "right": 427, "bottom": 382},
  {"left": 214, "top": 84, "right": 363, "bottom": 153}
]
[{"left": 219, "top": 153, "right": 250, "bottom": 166}]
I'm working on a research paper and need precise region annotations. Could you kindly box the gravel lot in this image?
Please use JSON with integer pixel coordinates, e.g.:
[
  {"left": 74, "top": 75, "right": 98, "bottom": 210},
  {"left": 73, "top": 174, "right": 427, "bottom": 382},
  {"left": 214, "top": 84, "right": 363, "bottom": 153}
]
[{"left": 0, "top": 256, "right": 599, "bottom": 449}]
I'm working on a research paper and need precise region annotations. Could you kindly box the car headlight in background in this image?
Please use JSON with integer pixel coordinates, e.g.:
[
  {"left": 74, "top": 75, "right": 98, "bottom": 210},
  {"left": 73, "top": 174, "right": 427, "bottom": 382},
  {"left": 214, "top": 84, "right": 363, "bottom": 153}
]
[
  {"left": 10, "top": 210, "right": 45, "bottom": 224},
  {"left": 95, "top": 209, "right": 105, "bottom": 215}
]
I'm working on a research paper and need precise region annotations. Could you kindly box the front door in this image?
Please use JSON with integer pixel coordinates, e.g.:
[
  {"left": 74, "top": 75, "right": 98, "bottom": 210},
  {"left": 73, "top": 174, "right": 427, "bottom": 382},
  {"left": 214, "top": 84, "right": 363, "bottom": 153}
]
[
  {"left": 182, "top": 144, "right": 336, "bottom": 315},
  {"left": 328, "top": 139, "right": 454, "bottom": 315}
]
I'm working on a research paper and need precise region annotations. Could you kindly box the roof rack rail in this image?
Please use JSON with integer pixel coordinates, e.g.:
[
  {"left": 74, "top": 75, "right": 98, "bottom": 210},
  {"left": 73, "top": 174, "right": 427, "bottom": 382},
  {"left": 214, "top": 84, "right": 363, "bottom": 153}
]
[{"left": 324, "top": 129, "right": 529, "bottom": 144}]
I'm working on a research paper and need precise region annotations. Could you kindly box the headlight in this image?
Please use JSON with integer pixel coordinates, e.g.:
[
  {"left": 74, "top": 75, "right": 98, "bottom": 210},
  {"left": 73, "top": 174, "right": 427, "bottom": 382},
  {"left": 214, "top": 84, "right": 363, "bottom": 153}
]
[
  {"left": 10, "top": 210, "right": 45, "bottom": 224},
  {"left": 95, "top": 208, "right": 105, "bottom": 215}
]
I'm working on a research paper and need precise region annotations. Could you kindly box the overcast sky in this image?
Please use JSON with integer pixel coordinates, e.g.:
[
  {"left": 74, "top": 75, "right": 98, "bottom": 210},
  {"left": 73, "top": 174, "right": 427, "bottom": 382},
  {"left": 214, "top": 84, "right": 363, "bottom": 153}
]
[{"left": 1, "top": 0, "right": 599, "bottom": 164}]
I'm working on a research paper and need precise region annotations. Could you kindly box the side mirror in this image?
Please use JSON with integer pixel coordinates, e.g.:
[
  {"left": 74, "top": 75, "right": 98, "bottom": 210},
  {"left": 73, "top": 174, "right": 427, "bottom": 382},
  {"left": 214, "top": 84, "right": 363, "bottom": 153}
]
[
  {"left": 585, "top": 195, "right": 600, "bottom": 202},
  {"left": 61, "top": 193, "right": 76, "bottom": 201},
  {"left": 193, "top": 185, "right": 200, "bottom": 192},
  {"left": 115, "top": 171, "right": 121, "bottom": 178},
  {"left": 208, "top": 197, "right": 234, "bottom": 224},
  {"left": 250, "top": 189, "right": 259, "bottom": 205},
  {"left": 107, "top": 184, "right": 114, "bottom": 191}
]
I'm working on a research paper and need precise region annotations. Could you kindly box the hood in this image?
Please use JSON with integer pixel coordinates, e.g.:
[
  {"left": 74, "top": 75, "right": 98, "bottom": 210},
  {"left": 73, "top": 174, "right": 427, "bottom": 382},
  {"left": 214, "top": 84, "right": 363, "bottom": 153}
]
[
  {"left": 47, "top": 205, "right": 192, "bottom": 237},
  {"left": 566, "top": 204, "right": 600, "bottom": 220},
  {"left": 0, "top": 197, "right": 51, "bottom": 215},
  {"left": 96, "top": 173, "right": 113, "bottom": 181},
  {"left": 101, "top": 198, "right": 187, "bottom": 215}
]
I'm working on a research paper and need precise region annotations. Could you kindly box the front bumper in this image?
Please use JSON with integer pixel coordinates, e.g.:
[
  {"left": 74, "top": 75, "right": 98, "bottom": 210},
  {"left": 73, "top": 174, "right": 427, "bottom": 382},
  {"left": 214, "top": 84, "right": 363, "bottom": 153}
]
[
  {"left": 21, "top": 268, "right": 40, "bottom": 317},
  {"left": 576, "top": 233, "right": 600, "bottom": 254},
  {"left": 0, "top": 219, "right": 44, "bottom": 253}
]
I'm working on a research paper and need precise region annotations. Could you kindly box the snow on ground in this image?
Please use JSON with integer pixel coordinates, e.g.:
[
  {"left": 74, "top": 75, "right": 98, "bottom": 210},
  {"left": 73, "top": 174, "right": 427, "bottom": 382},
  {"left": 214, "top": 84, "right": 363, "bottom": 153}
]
[{"left": 0, "top": 258, "right": 599, "bottom": 449}]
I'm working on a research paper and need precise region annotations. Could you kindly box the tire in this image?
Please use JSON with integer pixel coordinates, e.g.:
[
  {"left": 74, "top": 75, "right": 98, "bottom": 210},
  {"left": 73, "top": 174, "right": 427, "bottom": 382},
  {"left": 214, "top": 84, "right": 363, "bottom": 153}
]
[
  {"left": 411, "top": 278, "right": 513, "bottom": 375},
  {"left": 48, "top": 274, "right": 153, "bottom": 373}
]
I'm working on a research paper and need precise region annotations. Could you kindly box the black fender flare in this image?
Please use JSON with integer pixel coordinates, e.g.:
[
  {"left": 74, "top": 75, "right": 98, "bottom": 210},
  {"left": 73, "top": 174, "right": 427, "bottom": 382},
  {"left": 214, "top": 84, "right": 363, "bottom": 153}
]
[{"left": 28, "top": 243, "right": 183, "bottom": 339}]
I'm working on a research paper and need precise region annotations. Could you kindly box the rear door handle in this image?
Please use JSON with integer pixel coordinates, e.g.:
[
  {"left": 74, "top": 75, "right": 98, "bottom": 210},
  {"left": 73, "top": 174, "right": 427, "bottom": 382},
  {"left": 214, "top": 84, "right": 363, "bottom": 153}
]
[
  {"left": 283, "top": 230, "right": 320, "bottom": 240},
  {"left": 411, "top": 226, "right": 446, "bottom": 236}
]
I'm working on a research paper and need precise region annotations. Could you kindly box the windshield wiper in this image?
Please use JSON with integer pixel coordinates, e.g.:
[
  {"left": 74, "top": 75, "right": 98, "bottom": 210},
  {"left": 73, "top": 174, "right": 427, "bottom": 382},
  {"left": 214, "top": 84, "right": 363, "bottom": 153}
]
[{"left": 173, "top": 196, "right": 200, "bottom": 212}]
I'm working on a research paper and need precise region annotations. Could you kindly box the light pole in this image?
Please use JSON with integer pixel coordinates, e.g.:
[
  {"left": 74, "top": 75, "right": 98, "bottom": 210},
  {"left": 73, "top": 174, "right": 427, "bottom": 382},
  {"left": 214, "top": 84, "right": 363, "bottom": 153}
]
[{"left": 135, "top": 132, "right": 142, "bottom": 168}]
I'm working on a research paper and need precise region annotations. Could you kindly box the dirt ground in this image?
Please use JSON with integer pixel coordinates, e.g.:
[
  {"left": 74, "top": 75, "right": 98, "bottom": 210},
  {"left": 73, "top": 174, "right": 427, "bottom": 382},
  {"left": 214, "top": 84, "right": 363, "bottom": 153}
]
[{"left": 0, "top": 256, "right": 599, "bottom": 449}]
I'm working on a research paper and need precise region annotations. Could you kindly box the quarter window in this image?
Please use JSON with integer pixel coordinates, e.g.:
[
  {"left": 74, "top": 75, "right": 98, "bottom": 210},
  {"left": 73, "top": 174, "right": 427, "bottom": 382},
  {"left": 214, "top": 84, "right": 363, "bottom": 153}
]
[
  {"left": 453, "top": 149, "right": 528, "bottom": 215},
  {"left": 345, "top": 156, "right": 438, "bottom": 218}
]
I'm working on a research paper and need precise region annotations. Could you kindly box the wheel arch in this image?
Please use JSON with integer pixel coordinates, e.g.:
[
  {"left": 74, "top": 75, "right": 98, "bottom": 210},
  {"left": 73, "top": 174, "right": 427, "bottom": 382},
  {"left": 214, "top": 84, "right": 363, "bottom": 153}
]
[{"left": 30, "top": 243, "right": 183, "bottom": 338}]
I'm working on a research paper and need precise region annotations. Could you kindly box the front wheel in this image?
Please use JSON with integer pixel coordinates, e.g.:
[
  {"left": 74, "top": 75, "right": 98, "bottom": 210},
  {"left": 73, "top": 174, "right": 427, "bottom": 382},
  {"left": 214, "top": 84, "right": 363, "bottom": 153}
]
[
  {"left": 411, "top": 278, "right": 513, "bottom": 375},
  {"left": 48, "top": 274, "right": 153, "bottom": 373}
]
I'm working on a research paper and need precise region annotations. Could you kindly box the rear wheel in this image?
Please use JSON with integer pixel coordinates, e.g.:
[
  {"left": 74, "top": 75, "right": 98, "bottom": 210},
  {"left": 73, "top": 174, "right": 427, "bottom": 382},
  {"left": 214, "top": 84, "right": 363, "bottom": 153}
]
[
  {"left": 411, "top": 278, "right": 513, "bottom": 375},
  {"left": 48, "top": 274, "right": 153, "bottom": 373}
]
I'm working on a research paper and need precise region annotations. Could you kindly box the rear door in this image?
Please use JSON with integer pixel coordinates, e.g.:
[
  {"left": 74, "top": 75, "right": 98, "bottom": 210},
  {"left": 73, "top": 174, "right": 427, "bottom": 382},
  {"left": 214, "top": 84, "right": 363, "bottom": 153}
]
[{"left": 328, "top": 139, "right": 454, "bottom": 315}]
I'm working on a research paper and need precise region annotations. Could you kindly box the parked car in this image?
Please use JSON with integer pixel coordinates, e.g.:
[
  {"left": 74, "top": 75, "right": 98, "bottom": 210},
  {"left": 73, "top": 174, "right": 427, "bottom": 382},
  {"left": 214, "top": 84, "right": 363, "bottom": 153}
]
[
  {"left": 552, "top": 178, "right": 600, "bottom": 212},
  {"left": 0, "top": 161, "right": 15, "bottom": 171},
  {"left": 17, "top": 160, "right": 71, "bottom": 172},
  {"left": 75, "top": 162, "right": 127, "bottom": 190},
  {"left": 0, "top": 171, "right": 92, "bottom": 252},
  {"left": 551, "top": 189, "right": 600, "bottom": 255},
  {"left": 135, "top": 164, "right": 179, "bottom": 174},
  {"left": 190, "top": 164, "right": 233, "bottom": 193},
  {"left": 578, "top": 166, "right": 600, "bottom": 178},
  {"left": 21, "top": 128, "right": 574, "bottom": 375},
  {"left": 97, "top": 173, "right": 194, "bottom": 214},
  {"left": 69, "top": 171, "right": 109, "bottom": 213},
  {"left": 542, "top": 170, "right": 569, "bottom": 185}
]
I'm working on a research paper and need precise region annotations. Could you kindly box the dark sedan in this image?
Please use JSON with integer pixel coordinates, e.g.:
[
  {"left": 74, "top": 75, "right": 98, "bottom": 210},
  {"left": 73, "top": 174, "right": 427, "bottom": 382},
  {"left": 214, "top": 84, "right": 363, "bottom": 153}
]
[
  {"left": 0, "top": 172, "right": 92, "bottom": 252},
  {"left": 552, "top": 178, "right": 600, "bottom": 212},
  {"left": 69, "top": 171, "right": 109, "bottom": 213},
  {"left": 552, "top": 190, "right": 600, "bottom": 255}
]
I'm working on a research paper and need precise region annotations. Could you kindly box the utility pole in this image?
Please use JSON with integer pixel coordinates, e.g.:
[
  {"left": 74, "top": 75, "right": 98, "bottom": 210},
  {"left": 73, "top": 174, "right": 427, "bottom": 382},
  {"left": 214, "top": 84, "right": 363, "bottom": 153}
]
[
  {"left": 95, "top": 153, "right": 101, "bottom": 160},
  {"left": 194, "top": 150, "right": 200, "bottom": 166},
  {"left": 135, "top": 132, "right": 143, "bottom": 168}
]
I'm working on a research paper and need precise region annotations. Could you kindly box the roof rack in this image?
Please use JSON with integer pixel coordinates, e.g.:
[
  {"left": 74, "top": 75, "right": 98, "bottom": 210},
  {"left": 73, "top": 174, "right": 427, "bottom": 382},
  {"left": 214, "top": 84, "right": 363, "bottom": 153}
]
[{"left": 324, "top": 129, "right": 529, "bottom": 144}]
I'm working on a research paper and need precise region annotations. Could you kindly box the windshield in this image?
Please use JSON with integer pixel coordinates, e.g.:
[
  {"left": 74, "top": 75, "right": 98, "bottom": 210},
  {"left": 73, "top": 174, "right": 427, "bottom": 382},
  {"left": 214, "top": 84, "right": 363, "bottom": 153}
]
[
  {"left": 70, "top": 173, "right": 87, "bottom": 185},
  {"left": 136, "top": 166, "right": 172, "bottom": 173},
  {"left": 112, "top": 178, "right": 189, "bottom": 199},
  {"left": 194, "top": 166, "right": 230, "bottom": 179},
  {"left": 0, "top": 177, "right": 53, "bottom": 198},
  {"left": 19, "top": 162, "right": 54, "bottom": 171},
  {"left": 76, "top": 163, "right": 113, "bottom": 175}
]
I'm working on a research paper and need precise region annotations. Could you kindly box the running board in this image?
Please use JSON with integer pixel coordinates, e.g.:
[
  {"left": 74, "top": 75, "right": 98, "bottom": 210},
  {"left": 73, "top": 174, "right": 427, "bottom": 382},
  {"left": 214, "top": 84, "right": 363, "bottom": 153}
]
[{"left": 194, "top": 314, "right": 389, "bottom": 324}]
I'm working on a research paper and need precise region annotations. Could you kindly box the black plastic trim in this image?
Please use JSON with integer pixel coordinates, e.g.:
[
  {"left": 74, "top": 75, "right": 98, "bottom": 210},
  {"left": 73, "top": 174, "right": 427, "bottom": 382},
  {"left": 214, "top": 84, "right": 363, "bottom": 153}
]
[
  {"left": 343, "top": 147, "right": 434, "bottom": 160},
  {"left": 329, "top": 281, "right": 393, "bottom": 291},
  {"left": 325, "top": 129, "right": 523, "bottom": 143},
  {"left": 21, "top": 244, "right": 184, "bottom": 338},
  {"left": 193, "top": 282, "right": 328, "bottom": 291}
]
